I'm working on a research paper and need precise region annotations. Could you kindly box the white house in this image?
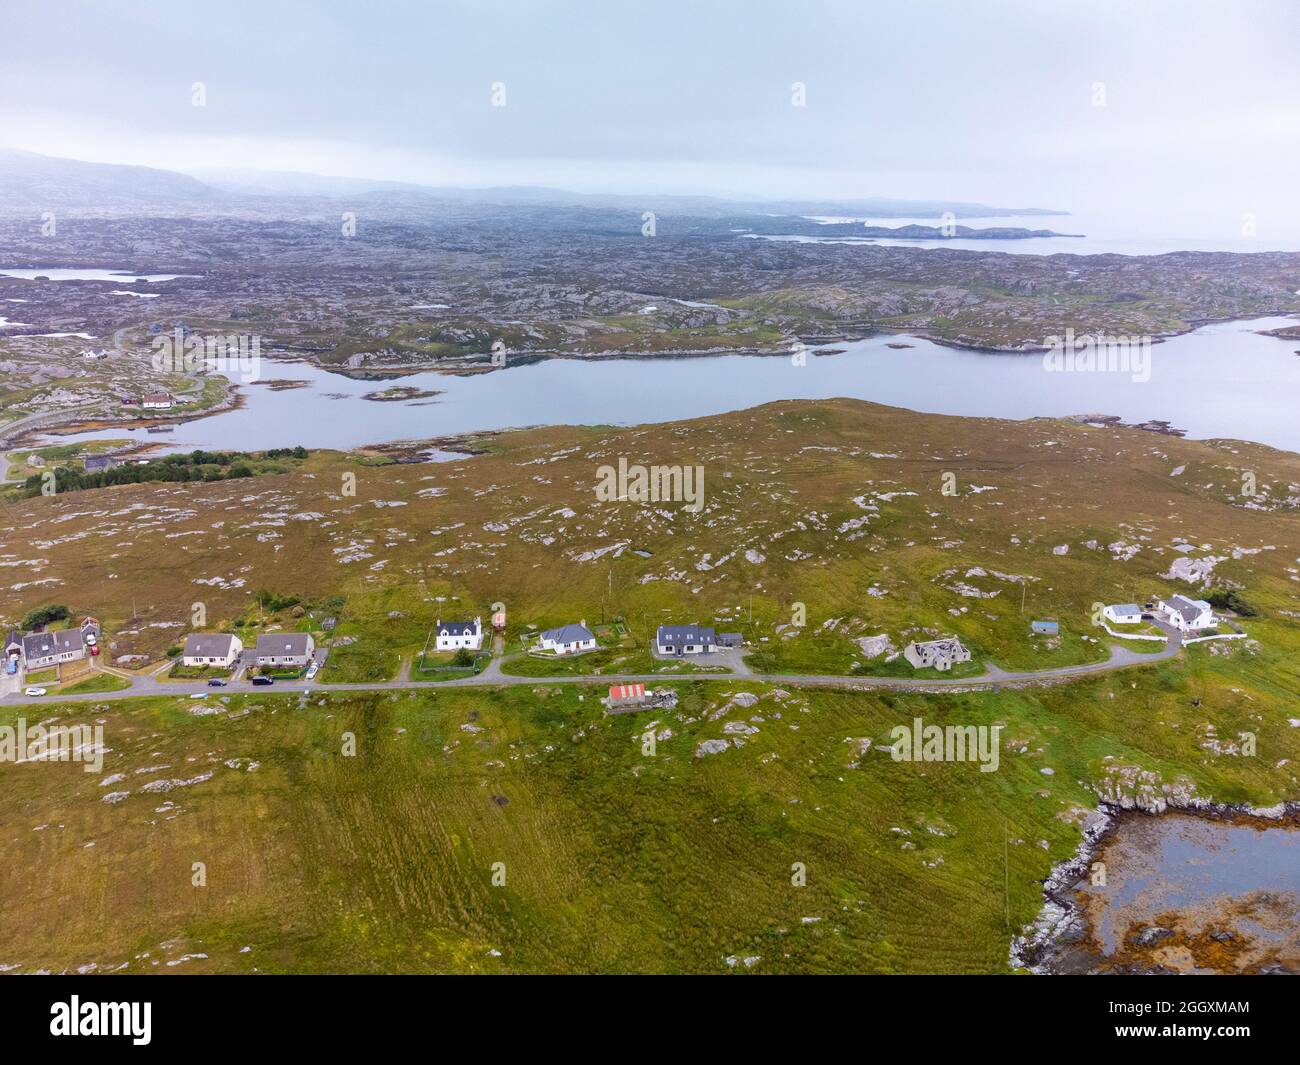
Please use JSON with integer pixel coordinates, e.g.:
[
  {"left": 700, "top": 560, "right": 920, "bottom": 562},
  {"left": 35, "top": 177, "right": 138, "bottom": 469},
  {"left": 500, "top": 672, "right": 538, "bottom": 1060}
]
[
  {"left": 255, "top": 632, "right": 315, "bottom": 668},
  {"left": 182, "top": 632, "right": 243, "bottom": 668},
  {"left": 903, "top": 637, "right": 971, "bottom": 672},
  {"left": 538, "top": 622, "right": 597, "bottom": 655},
  {"left": 435, "top": 617, "right": 483, "bottom": 652},
  {"left": 656, "top": 624, "right": 716, "bottom": 656},
  {"left": 142, "top": 392, "right": 173, "bottom": 410},
  {"left": 1158, "top": 595, "right": 1216, "bottom": 632},
  {"left": 1102, "top": 603, "right": 1143, "bottom": 625}
]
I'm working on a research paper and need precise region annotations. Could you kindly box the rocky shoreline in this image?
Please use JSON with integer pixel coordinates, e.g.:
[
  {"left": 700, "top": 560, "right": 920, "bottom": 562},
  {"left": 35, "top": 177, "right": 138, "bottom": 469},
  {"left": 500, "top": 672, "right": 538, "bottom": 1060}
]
[{"left": 1011, "top": 795, "right": 1300, "bottom": 975}]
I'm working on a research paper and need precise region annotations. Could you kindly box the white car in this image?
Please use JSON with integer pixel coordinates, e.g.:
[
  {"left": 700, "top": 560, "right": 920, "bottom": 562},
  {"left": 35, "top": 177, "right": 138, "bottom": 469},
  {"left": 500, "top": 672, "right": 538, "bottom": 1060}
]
[
  {"left": 25, "top": 686, "right": 47, "bottom": 697},
  {"left": 189, "top": 692, "right": 208, "bottom": 699},
  {"left": 84, "top": 631, "right": 98, "bottom": 646},
  {"left": 305, "top": 661, "right": 320, "bottom": 680}
]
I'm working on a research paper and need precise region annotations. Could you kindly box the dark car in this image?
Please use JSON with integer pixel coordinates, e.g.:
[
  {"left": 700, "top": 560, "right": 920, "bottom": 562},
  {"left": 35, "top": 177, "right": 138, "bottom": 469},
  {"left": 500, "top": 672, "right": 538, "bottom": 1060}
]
[
  {"left": 251, "top": 676, "right": 274, "bottom": 686},
  {"left": 207, "top": 678, "right": 228, "bottom": 687}
]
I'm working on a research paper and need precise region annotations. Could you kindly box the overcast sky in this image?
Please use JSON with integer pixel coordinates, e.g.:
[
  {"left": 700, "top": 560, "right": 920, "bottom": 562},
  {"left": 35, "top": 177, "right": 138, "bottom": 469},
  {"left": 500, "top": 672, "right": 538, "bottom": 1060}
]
[{"left": 4, "top": 0, "right": 1299, "bottom": 230}]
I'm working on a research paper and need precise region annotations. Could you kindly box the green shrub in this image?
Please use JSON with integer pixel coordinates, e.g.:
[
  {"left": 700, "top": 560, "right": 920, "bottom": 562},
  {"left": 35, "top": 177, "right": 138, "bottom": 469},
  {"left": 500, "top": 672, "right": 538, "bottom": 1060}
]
[
  {"left": 22, "top": 604, "right": 70, "bottom": 629},
  {"left": 1205, "top": 588, "right": 1258, "bottom": 617}
]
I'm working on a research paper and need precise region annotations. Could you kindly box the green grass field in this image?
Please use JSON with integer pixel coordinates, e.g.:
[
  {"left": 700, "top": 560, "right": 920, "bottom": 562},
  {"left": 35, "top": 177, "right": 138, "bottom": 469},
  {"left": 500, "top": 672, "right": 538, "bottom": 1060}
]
[
  {"left": 58, "top": 672, "right": 132, "bottom": 694},
  {"left": 0, "top": 398, "right": 1297, "bottom": 973},
  {"left": 0, "top": 622, "right": 1295, "bottom": 975}
]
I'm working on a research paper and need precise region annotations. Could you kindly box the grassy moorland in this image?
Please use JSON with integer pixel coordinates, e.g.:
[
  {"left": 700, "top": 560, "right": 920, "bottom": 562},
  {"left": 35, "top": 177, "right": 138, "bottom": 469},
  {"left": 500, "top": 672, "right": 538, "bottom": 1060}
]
[
  {"left": 0, "top": 398, "right": 1295, "bottom": 678},
  {"left": 0, "top": 624, "right": 1296, "bottom": 975},
  {"left": 0, "top": 398, "right": 1297, "bottom": 972}
]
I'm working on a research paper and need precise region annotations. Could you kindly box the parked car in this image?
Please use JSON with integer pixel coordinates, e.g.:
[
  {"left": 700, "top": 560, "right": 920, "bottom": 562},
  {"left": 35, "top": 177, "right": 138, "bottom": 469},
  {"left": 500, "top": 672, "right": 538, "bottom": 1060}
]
[
  {"left": 207, "top": 678, "right": 228, "bottom": 687},
  {"left": 252, "top": 676, "right": 274, "bottom": 686},
  {"left": 5, "top": 658, "right": 16, "bottom": 675},
  {"left": 305, "top": 660, "right": 320, "bottom": 680},
  {"left": 84, "top": 631, "right": 97, "bottom": 646},
  {"left": 90, "top": 644, "right": 101, "bottom": 656},
  {"left": 25, "top": 687, "right": 47, "bottom": 697},
  {"left": 190, "top": 692, "right": 208, "bottom": 700}
]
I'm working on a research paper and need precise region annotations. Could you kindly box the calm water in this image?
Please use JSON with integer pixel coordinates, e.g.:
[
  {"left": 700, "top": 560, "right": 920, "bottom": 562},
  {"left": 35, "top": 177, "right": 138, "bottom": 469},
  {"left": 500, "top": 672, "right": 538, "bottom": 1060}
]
[
  {"left": 0, "top": 268, "right": 196, "bottom": 282},
  {"left": 1073, "top": 814, "right": 1300, "bottom": 963},
  {"left": 40, "top": 315, "right": 1300, "bottom": 454}
]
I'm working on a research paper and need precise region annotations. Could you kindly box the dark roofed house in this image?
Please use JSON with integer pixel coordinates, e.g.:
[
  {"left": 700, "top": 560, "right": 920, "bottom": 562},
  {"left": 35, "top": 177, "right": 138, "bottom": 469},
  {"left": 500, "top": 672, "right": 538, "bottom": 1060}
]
[
  {"left": 434, "top": 617, "right": 483, "bottom": 652},
  {"left": 5, "top": 630, "right": 23, "bottom": 662},
  {"left": 538, "top": 622, "right": 597, "bottom": 655},
  {"left": 255, "top": 632, "right": 315, "bottom": 668},
  {"left": 655, "top": 624, "right": 717, "bottom": 656},
  {"left": 717, "top": 632, "right": 744, "bottom": 648},
  {"left": 84, "top": 455, "right": 120, "bottom": 473},
  {"left": 21, "top": 628, "right": 86, "bottom": 669},
  {"left": 1158, "top": 595, "right": 1216, "bottom": 632},
  {"left": 182, "top": 633, "right": 243, "bottom": 668}
]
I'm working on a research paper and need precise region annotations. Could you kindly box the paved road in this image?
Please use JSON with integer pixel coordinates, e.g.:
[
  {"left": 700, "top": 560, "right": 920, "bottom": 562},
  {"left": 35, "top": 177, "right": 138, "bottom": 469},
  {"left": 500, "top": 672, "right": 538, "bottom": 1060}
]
[{"left": 0, "top": 630, "right": 1182, "bottom": 708}]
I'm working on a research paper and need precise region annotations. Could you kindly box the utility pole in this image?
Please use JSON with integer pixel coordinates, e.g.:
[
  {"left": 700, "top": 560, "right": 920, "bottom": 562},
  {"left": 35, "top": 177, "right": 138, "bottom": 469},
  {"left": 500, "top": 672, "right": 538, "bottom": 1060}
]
[{"left": 1003, "top": 820, "right": 1010, "bottom": 935}]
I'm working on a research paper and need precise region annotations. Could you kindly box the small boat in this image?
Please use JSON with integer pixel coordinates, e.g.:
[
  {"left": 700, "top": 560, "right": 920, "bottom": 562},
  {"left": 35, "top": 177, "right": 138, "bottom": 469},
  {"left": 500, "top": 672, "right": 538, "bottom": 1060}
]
[{"left": 146, "top": 426, "right": 175, "bottom": 434}]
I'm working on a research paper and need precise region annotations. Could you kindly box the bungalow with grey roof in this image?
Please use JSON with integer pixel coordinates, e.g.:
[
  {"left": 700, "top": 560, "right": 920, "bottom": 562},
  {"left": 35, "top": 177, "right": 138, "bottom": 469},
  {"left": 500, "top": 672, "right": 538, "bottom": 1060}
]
[
  {"left": 538, "top": 622, "right": 597, "bottom": 655},
  {"left": 1102, "top": 603, "right": 1143, "bottom": 625}
]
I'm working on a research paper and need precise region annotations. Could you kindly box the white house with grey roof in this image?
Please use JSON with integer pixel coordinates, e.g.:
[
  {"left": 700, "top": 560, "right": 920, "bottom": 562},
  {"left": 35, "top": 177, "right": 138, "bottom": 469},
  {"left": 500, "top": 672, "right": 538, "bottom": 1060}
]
[
  {"left": 182, "top": 632, "right": 243, "bottom": 668},
  {"left": 903, "top": 636, "right": 971, "bottom": 672},
  {"left": 434, "top": 617, "right": 483, "bottom": 652},
  {"left": 1158, "top": 595, "right": 1216, "bottom": 632},
  {"left": 656, "top": 624, "right": 716, "bottom": 656},
  {"left": 1102, "top": 603, "right": 1143, "bottom": 625},
  {"left": 538, "top": 622, "right": 597, "bottom": 655},
  {"left": 255, "top": 632, "right": 315, "bottom": 668}
]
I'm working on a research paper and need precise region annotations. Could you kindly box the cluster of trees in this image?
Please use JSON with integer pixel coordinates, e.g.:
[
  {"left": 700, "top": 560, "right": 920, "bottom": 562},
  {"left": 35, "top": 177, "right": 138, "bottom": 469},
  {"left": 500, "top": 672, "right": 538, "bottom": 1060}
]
[
  {"left": 20, "top": 447, "right": 308, "bottom": 498},
  {"left": 24, "top": 461, "right": 254, "bottom": 496},
  {"left": 1205, "top": 588, "right": 1258, "bottom": 617},
  {"left": 22, "top": 604, "right": 70, "bottom": 629}
]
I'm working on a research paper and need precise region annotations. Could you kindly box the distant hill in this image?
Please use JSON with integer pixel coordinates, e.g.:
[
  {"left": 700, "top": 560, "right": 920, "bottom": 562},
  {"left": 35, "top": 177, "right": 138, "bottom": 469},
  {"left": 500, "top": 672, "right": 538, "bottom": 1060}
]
[
  {"left": 187, "top": 167, "right": 1066, "bottom": 219},
  {"left": 0, "top": 148, "right": 220, "bottom": 212},
  {"left": 187, "top": 167, "right": 431, "bottom": 198},
  {"left": 0, "top": 149, "right": 1068, "bottom": 221}
]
